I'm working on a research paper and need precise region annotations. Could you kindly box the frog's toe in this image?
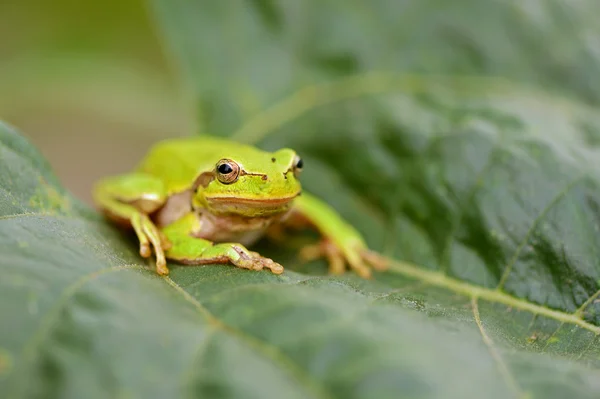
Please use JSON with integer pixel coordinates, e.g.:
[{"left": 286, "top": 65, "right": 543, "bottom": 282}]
[
  {"left": 326, "top": 249, "right": 345, "bottom": 275},
  {"left": 344, "top": 244, "right": 391, "bottom": 278},
  {"left": 228, "top": 246, "right": 284, "bottom": 275},
  {"left": 248, "top": 251, "right": 284, "bottom": 274},
  {"left": 139, "top": 242, "right": 152, "bottom": 258},
  {"left": 361, "top": 248, "right": 389, "bottom": 271},
  {"left": 261, "top": 257, "right": 284, "bottom": 275},
  {"left": 344, "top": 250, "right": 372, "bottom": 279},
  {"left": 130, "top": 211, "right": 170, "bottom": 274},
  {"left": 156, "top": 259, "right": 169, "bottom": 275},
  {"left": 299, "top": 238, "right": 386, "bottom": 279},
  {"left": 300, "top": 240, "right": 345, "bottom": 275}
]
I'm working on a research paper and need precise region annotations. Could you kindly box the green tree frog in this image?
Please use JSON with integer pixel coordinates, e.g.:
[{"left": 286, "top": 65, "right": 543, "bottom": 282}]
[{"left": 93, "top": 137, "right": 387, "bottom": 278}]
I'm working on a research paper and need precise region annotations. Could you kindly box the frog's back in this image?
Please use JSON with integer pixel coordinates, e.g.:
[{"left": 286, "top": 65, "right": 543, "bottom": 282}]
[{"left": 135, "top": 136, "right": 269, "bottom": 193}]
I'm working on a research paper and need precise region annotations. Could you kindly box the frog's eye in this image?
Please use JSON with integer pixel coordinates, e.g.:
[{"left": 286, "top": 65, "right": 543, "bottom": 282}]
[
  {"left": 293, "top": 155, "right": 303, "bottom": 177},
  {"left": 216, "top": 159, "right": 240, "bottom": 184}
]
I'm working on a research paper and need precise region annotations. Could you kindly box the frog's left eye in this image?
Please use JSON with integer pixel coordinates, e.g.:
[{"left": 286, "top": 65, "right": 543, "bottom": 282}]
[
  {"left": 293, "top": 155, "right": 303, "bottom": 177},
  {"left": 216, "top": 159, "right": 240, "bottom": 184}
]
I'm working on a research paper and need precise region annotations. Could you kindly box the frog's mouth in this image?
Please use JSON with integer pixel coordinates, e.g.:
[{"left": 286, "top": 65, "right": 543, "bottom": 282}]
[{"left": 205, "top": 193, "right": 299, "bottom": 215}]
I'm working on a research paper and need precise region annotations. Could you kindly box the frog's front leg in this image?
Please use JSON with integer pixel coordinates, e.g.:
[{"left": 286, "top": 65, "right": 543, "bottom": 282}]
[
  {"left": 288, "top": 192, "right": 388, "bottom": 279},
  {"left": 93, "top": 173, "right": 171, "bottom": 275},
  {"left": 162, "top": 213, "right": 284, "bottom": 275}
]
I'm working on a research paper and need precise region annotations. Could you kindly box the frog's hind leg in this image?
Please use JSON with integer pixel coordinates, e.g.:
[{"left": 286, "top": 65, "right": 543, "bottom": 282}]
[
  {"left": 288, "top": 192, "right": 389, "bottom": 279},
  {"left": 162, "top": 213, "right": 284, "bottom": 275}
]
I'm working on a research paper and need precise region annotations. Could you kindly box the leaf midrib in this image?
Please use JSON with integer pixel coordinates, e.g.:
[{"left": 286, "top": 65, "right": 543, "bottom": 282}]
[
  {"left": 306, "top": 131, "right": 600, "bottom": 332},
  {"left": 387, "top": 260, "right": 600, "bottom": 334}
]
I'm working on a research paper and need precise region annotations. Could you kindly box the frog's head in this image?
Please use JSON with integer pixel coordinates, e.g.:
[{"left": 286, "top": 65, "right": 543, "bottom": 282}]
[{"left": 192, "top": 147, "right": 303, "bottom": 217}]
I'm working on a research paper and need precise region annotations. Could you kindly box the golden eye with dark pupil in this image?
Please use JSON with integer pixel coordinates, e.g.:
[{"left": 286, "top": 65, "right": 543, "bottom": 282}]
[{"left": 215, "top": 159, "right": 240, "bottom": 184}]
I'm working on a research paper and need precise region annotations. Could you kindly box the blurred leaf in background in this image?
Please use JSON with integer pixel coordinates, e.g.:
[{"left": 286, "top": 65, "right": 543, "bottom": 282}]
[
  {"left": 0, "top": 0, "right": 194, "bottom": 204},
  {"left": 152, "top": 0, "right": 600, "bottom": 135},
  {"left": 3, "top": 1, "right": 600, "bottom": 399}
]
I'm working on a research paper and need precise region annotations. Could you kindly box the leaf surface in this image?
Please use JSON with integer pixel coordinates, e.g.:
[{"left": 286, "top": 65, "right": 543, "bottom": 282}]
[{"left": 4, "top": 1, "right": 600, "bottom": 398}]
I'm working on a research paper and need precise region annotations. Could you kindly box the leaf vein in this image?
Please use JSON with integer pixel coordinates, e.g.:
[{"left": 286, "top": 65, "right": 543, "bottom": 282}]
[
  {"left": 8, "top": 264, "right": 147, "bottom": 398},
  {"left": 181, "top": 328, "right": 217, "bottom": 399},
  {"left": 0, "top": 211, "right": 45, "bottom": 221},
  {"left": 0, "top": 211, "right": 99, "bottom": 224},
  {"left": 162, "top": 276, "right": 335, "bottom": 399},
  {"left": 230, "top": 72, "right": 595, "bottom": 145},
  {"left": 542, "top": 323, "right": 565, "bottom": 352},
  {"left": 472, "top": 297, "right": 525, "bottom": 398},
  {"left": 439, "top": 142, "right": 500, "bottom": 274},
  {"left": 386, "top": 259, "right": 600, "bottom": 334},
  {"left": 496, "top": 175, "right": 586, "bottom": 290},
  {"left": 574, "top": 334, "right": 599, "bottom": 362},
  {"left": 369, "top": 281, "right": 429, "bottom": 303},
  {"left": 576, "top": 288, "right": 600, "bottom": 318}
]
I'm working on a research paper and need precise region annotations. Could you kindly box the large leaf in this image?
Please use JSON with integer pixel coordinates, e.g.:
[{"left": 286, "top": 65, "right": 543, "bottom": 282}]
[
  {"left": 152, "top": 0, "right": 600, "bottom": 136},
  {"left": 147, "top": 0, "right": 600, "bottom": 397},
  {"left": 4, "top": 1, "right": 600, "bottom": 399},
  {"left": 3, "top": 123, "right": 600, "bottom": 399}
]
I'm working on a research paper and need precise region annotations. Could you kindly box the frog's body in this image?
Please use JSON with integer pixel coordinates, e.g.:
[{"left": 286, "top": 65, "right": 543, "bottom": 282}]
[{"left": 93, "top": 137, "right": 386, "bottom": 278}]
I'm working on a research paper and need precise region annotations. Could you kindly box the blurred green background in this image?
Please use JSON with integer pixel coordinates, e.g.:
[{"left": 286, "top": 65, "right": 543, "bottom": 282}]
[{"left": 0, "top": 0, "right": 194, "bottom": 204}]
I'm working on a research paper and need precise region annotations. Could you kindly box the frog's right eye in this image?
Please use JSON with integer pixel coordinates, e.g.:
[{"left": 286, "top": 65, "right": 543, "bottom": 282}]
[{"left": 215, "top": 159, "right": 240, "bottom": 184}]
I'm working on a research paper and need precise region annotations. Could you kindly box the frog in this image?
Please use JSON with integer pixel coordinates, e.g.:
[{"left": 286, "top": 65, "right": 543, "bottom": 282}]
[{"left": 93, "top": 136, "right": 387, "bottom": 278}]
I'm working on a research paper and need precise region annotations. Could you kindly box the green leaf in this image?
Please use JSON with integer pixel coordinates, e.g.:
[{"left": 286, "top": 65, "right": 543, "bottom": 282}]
[
  {"left": 147, "top": 1, "right": 600, "bottom": 397},
  {"left": 4, "top": 1, "right": 600, "bottom": 399},
  {"left": 151, "top": 0, "right": 600, "bottom": 136},
  {"left": 2, "top": 122, "right": 600, "bottom": 399}
]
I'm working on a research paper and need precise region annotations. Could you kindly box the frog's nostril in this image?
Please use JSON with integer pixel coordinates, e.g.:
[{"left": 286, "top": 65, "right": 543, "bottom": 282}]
[{"left": 262, "top": 175, "right": 268, "bottom": 181}]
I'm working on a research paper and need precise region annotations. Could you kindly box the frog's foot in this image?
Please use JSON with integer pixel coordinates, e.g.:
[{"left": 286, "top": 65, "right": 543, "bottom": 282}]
[
  {"left": 246, "top": 250, "right": 285, "bottom": 275},
  {"left": 131, "top": 212, "right": 172, "bottom": 275},
  {"left": 299, "top": 238, "right": 388, "bottom": 279},
  {"left": 174, "top": 243, "right": 285, "bottom": 275},
  {"left": 223, "top": 245, "right": 284, "bottom": 275}
]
